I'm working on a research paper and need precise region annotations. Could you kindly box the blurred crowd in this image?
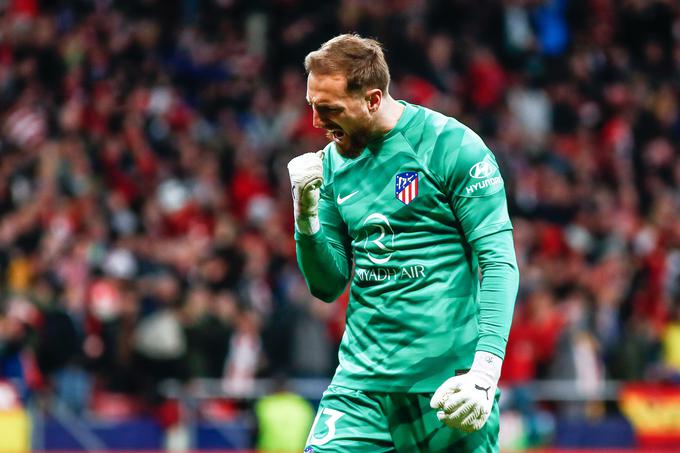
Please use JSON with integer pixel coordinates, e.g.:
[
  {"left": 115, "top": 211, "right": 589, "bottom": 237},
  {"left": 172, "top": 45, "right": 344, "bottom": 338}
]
[{"left": 1, "top": 0, "right": 680, "bottom": 429}]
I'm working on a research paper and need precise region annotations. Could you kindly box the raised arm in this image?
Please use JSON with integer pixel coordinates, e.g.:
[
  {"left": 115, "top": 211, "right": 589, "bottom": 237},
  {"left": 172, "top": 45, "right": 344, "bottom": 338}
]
[{"left": 288, "top": 151, "right": 353, "bottom": 302}]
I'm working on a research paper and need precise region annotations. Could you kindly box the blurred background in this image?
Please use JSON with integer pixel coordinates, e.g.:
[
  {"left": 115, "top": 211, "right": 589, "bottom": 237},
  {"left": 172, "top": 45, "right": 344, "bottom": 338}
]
[{"left": 1, "top": 0, "right": 680, "bottom": 452}]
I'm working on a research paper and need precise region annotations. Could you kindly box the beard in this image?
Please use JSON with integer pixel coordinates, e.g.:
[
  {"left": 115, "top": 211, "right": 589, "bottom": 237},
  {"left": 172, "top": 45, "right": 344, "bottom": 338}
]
[{"left": 325, "top": 126, "right": 372, "bottom": 158}]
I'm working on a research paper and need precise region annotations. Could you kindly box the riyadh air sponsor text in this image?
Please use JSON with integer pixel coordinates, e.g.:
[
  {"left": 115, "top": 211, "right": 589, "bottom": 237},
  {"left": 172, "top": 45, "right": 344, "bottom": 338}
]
[{"left": 355, "top": 265, "right": 426, "bottom": 282}]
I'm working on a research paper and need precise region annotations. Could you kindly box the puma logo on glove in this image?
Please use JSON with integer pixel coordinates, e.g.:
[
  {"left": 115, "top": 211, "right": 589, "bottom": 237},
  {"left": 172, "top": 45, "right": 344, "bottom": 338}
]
[
  {"left": 474, "top": 384, "right": 491, "bottom": 401},
  {"left": 430, "top": 351, "right": 501, "bottom": 433}
]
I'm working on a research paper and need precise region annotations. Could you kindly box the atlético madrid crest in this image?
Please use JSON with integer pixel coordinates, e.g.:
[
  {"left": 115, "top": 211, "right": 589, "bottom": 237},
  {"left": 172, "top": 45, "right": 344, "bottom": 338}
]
[{"left": 395, "top": 171, "right": 418, "bottom": 205}]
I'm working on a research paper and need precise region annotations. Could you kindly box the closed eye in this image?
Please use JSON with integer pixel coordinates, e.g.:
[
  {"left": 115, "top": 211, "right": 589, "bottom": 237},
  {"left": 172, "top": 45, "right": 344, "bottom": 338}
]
[{"left": 313, "top": 105, "right": 343, "bottom": 115}]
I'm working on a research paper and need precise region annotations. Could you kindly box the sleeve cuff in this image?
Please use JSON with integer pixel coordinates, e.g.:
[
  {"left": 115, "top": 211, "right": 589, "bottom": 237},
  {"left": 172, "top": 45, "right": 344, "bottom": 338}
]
[{"left": 475, "top": 338, "right": 507, "bottom": 362}]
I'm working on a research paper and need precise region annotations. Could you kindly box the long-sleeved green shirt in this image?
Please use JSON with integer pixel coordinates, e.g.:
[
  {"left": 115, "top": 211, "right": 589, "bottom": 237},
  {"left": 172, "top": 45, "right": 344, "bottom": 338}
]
[{"left": 295, "top": 101, "right": 519, "bottom": 392}]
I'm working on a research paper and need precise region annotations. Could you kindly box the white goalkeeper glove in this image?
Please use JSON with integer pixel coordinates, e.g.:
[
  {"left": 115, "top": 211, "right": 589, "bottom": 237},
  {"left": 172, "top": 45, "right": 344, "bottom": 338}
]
[
  {"left": 287, "top": 151, "right": 324, "bottom": 235},
  {"left": 430, "top": 351, "right": 502, "bottom": 433}
]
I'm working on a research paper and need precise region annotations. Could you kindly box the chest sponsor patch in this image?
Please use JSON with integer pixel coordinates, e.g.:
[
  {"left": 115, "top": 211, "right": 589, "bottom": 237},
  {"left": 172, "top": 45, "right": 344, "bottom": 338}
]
[{"left": 395, "top": 171, "right": 418, "bottom": 205}]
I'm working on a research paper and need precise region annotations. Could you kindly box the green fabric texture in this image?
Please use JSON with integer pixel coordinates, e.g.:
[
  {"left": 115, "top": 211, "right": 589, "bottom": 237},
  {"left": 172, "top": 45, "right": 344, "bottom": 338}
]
[
  {"left": 305, "top": 385, "right": 500, "bottom": 452},
  {"left": 295, "top": 101, "right": 519, "bottom": 392}
]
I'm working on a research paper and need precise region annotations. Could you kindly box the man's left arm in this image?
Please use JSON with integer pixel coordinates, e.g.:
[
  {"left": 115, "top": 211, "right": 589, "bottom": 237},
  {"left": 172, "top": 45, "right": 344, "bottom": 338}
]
[
  {"left": 459, "top": 195, "right": 519, "bottom": 360},
  {"left": 429, "top": 127, "right": 519, "bottom": 432}
]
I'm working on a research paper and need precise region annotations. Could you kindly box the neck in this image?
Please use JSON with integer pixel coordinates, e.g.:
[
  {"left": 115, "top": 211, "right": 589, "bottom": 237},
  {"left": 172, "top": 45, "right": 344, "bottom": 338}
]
[{"left": 371, "top": 96, "right": 405, "bottom": 138}]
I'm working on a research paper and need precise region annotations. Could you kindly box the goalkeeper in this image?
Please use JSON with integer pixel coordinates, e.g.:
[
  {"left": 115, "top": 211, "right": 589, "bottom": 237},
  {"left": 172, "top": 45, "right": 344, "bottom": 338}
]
[{"left": 289, "top": 34, "right": 519, "bottom": 453}]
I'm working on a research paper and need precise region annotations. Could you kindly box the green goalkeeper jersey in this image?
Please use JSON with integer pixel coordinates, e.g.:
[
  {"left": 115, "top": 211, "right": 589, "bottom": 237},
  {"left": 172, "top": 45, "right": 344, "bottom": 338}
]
[{"left": 295, "top": 101, "right": 518, "bottom": 393}]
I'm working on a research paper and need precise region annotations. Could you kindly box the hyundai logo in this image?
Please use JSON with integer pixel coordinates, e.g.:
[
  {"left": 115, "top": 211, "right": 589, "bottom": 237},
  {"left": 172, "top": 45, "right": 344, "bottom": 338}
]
[{"left": 469, "top": 161, "right": 496, "bottom": 179}]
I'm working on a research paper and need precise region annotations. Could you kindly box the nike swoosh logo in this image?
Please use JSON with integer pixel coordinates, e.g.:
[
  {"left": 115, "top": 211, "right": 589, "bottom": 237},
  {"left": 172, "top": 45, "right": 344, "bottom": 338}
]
[{"left": 337, "top": 191, "right": 359, "bottom": 205}]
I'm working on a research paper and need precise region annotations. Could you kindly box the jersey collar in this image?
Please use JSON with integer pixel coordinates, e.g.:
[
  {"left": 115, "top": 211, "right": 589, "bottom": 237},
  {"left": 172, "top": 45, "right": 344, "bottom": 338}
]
[{"left": 369, "top": 100, "right": 418, "bottom": 146}]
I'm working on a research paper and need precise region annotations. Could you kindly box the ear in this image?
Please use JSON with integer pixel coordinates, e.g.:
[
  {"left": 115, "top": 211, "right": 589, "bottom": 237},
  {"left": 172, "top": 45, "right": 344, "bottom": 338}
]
[{"left": 365, "top": 89, "right": 382, "bottom": 113}]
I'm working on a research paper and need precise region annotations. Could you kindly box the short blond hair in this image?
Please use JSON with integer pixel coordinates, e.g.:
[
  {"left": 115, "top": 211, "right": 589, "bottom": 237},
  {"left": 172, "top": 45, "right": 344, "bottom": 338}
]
[{"left": 304, "top": 34, "right": 390, "bottom": 94}]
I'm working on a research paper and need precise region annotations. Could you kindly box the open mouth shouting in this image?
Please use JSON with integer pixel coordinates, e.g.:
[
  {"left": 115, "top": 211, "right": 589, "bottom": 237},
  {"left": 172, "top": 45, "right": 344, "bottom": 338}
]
[
  {"left": 324, "top": 125, "right": 370, "bottom": 158},
  {"left": 327, "top": 127, "right": 346, "bottom": 145}
]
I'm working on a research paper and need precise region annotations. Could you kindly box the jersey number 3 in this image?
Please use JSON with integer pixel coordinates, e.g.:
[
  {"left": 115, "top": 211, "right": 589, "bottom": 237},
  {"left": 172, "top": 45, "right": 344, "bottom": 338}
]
[{"left": 306, "top": 408, "right": 345, "bottom": 446}]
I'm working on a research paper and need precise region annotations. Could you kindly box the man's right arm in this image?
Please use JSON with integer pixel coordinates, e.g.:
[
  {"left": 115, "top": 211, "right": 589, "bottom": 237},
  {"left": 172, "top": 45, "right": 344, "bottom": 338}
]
[{"left": 290, "top": 152, "right": 353, "bottom": 302}]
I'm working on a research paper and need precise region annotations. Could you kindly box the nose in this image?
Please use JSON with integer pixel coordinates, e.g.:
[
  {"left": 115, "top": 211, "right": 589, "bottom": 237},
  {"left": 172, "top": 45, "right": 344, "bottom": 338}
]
[{"left": 312, "top": 107, "right": 323, "bottom": 129}]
